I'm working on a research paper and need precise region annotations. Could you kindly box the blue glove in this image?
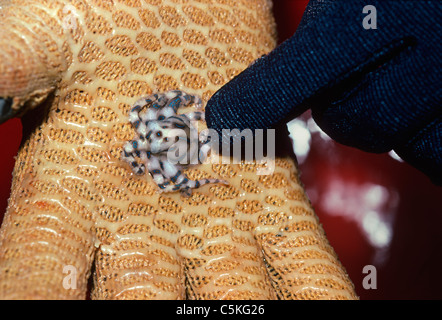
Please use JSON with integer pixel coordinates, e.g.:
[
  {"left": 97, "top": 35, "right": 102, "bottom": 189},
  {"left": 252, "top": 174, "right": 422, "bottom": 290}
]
[{"left": 205, "top": 0, "right": 441, "bottom": 185}]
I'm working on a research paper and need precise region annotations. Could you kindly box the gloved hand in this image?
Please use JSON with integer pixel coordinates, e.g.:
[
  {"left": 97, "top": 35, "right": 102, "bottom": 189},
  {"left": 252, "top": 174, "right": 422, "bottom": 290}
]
[
  {"left": 205, "top": 0, "right": 442, "bottom": 185},
  {"left": 0, "top": 0, "right": 358, "bottom": 300}
]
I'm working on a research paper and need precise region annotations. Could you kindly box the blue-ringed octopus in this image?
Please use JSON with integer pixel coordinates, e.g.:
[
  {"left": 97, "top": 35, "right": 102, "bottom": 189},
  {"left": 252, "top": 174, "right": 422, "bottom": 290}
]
[{"left": 122, "top": 90, "right": 227, "bottom": 196}]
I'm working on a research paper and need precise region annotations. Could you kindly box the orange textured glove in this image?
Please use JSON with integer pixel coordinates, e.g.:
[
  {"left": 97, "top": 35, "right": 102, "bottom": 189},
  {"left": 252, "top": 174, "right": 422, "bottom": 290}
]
[{"left": 0, "top": 0, "right": 357, "bottom": 300}]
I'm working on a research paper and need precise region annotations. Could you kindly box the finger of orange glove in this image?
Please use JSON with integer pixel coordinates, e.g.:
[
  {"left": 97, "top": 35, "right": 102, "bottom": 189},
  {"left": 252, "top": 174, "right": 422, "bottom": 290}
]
[
  {"left": 0, "top": 1, "right": 91, "bottom": 299},
  {"left": 0, "top": 130, "right": 96, "bottom": 299},
  {"left": 90, "top": 200, "right": 186, "bottom": 300},
  {"left": 0, "top": 0, "right": 68, "bottom": 121},
  {"left": 177, "top": 200, "right": 277, "bottom": 300}
]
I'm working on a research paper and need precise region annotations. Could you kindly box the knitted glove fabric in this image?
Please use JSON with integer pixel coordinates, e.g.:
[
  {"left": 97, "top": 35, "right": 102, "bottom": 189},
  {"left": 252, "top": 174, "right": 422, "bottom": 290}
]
[
  {"left": 0, "top": 0, "right": 357, "bottom": 300},
  {"left": 205, "top": 0, "right": 442, "bottom": 185}
]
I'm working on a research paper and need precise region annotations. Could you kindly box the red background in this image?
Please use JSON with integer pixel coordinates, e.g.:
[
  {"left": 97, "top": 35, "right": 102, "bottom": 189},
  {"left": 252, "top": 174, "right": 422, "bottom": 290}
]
[{"left": 0, "top": 0, "right": 441, "bottom": 299}]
